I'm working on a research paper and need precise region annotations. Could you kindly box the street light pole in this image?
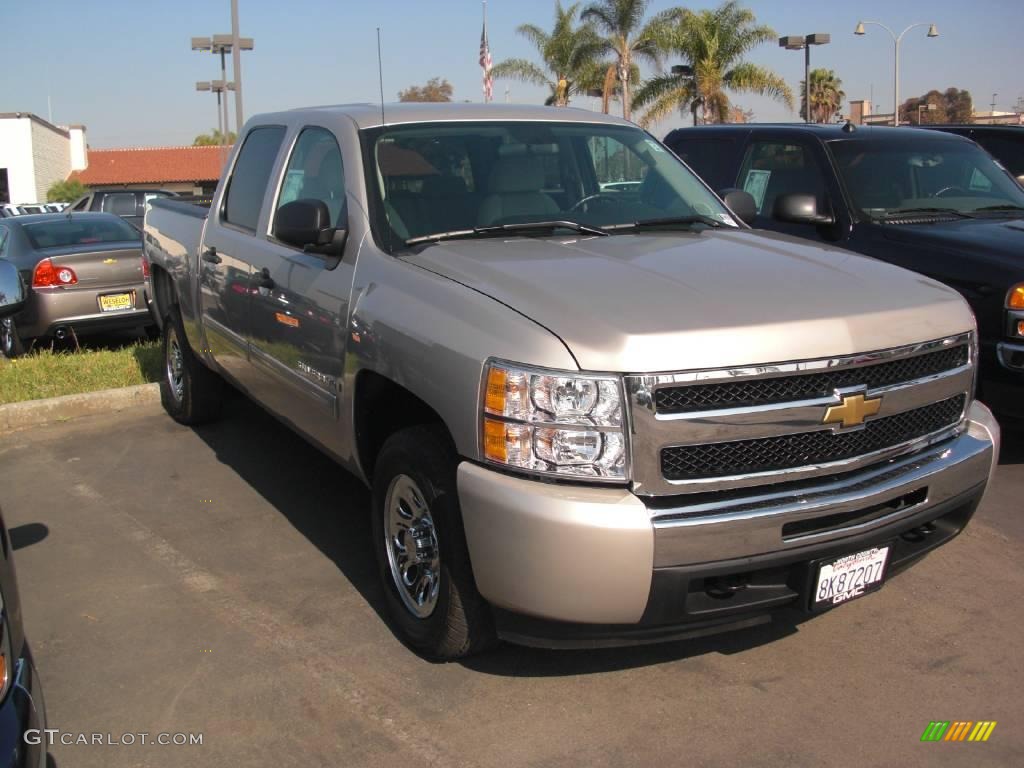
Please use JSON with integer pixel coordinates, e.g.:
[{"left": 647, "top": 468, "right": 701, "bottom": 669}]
[
  {"left": 231, "top": 0, "right": 244, "bottom": 135},
  {"left": 779, "top": 34, "right": 830, "bottom": 123},
  {"left": 855, "top": 21, "right": 938, "bottom": 126}
]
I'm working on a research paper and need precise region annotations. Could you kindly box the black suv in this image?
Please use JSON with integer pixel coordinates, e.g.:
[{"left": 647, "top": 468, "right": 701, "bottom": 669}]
[
  {"left": 916, "top": 124, "right": 1024, "bottom": 184},
  {"left": 68, "top": 188, "right": 177, "bottom": 229},
  {"left": 664, "top": 124, "right": 1024, "bottom": 422}
]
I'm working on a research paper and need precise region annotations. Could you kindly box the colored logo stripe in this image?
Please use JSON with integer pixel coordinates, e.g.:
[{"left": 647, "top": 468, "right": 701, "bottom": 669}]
[
  {"left": 921, "top": 722, "right": 949, "bottom": 741},
  {"left": 921, "top": 721, "right": 996, "bottom": 742},
  {"left": 969, "top": 722, "right": 997, "bottom": 742},
  {"left": 944, "top": 722, "right": 973, "bottom": 741}
]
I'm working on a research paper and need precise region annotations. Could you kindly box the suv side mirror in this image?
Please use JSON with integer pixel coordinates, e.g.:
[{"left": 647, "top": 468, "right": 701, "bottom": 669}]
[
  {"left": 718, "top": 188, "right": 757, "bottom": 226},
  {"left": 0, "top": 260, "right": 26, "bottom": 319},
  {"left": 274, "top": 199, "right": 348, "bottom": 258},
  {"left": 773, "top": 193, "right": 834, "bottom": 225}
]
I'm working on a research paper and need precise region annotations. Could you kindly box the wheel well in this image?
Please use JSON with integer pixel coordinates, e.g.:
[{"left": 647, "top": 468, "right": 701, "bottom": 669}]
[
  {"left": 354, "top": 370, "right": 450, "bottom": 480},
  {"left": 150, "top": 265, "right": 177, "bottom": 327}
]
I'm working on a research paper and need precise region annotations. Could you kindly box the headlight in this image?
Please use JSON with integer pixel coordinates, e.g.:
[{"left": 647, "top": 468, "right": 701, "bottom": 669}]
[{"left": 481, "top": 361, "right": 628, "bottom": 481}]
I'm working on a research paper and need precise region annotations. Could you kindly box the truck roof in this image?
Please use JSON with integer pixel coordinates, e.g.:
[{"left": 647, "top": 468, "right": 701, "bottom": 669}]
[{"left": 262, "top": 102, "right": 636, "bottom": 130}]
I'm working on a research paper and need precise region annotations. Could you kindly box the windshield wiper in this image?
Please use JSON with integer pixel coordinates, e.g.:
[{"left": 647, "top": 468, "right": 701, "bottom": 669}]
[
  {"left": 405, "top": 220, "right": 608, "bottom": 246},
  {"left": 971, "top": 204, "right": 1024, "bottom": 214},
  {"left": 878, "top": 207, "right": 975, "bottom": 219},
  {"left": 604, "top": 214, "right": 723, "bottom": 232}
]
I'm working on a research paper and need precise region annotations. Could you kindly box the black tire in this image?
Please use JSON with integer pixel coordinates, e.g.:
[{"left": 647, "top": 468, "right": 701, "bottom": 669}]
[
  {"left": 372, "top": 425, "right": 495, "bottom": 659},
  {"left": 159, "top": 307, "right": 224, "bottom": 425},
  {"left": 0, "top": 317, "right": 24, "bottom": 358}
]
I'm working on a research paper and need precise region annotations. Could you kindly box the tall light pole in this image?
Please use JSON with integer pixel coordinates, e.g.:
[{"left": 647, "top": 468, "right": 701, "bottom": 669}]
[
  {"left": 855, "top": 21, "right": 938, "bottom": 126},
  {"left": 196, "top": 80, "right": 235, "bottom": 168},
  {"left": 230, "top": 0, "right": 255, "bottom": 135},
  {"left": 779, "top": 34, "right": 830, "bottom": 123}
]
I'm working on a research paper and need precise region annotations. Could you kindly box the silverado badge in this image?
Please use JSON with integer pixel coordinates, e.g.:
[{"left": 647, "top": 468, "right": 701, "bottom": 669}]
[{"left": 823, "top": 393, "right": 882, "bottom": 429}]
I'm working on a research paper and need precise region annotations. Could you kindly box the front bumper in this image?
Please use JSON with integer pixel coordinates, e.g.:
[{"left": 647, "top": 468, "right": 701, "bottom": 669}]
[
  {"left": 18, "top": 283, "right": 151, "bottom": 340},
  {"left": 458, "top": 401, "right": 999, "bottom": 648},
  {"left": 0, "top": 646, "right": 46, "bottom": 768}
]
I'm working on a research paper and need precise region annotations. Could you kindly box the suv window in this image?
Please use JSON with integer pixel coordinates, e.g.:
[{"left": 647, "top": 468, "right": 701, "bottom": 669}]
[
  {"left": 589, "top": 135, "right": 647, "bottom": 191},
  {"left": 276, "top": 127, "right": 347, "bottom": 228},
  {"left": 72, "top": 197, "right": 90, "bottom": 211},
  {"left": 972, "top": 135, "right": 1024, "bottom": 178},
  {"left": 224, "top": 126, "right": 286, "bottom": 231},
  {"left": 669, "top": 137, "right": 736, "bottom": 191},
  {"left": 738, "top": 140, "right": 828, "bottom": 216},
  {"left": 102, "top": 192, "right": 138, "bottom": 217}
]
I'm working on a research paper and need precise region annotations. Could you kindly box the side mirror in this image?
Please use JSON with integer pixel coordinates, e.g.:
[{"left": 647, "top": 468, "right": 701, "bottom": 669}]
[
  {"left": 0, "top": 261, "right": 26, "bottom": 319},
  {"left": 772, "top": 193, "right": 835, "bottom": 225},
  {"left": 718, "top": 188, "right": 757, "bottom": 226},
  {"left": 274, "top": 199, "right": 348, "bottom": 258}
]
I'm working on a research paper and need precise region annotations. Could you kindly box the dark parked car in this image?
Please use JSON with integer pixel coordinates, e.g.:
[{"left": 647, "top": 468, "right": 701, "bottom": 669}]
[
  {"left": 68, "top": 188, "right": 177, "bottom": 229},
  {"left": 0, "top": 212, "right": 152, "bottom": 356},
  {"left": 664, "top": 124, "right": 1024, "bottom": 422},
  {"left": 915, "top": 124, "right": 1024, "bottom": 184}
]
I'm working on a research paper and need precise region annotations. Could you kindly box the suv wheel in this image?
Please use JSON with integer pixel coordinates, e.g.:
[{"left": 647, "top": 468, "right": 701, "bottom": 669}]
[
  {"left": 0, "top": 318, "right": 24, "bottom": 358},
  {"left": 372, "top": 425, "right": 495, "bottom": 659}
]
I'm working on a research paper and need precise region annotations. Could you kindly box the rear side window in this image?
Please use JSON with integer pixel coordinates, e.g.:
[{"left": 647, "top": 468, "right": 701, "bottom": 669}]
[
  {"left": 102, "top": 192, "right": 138, "bottom": 217},
  {"left": 224, "top": 126, "right": 286, "bottom": 231},
  {"left": 668, "top": 137, "right": 737, "bottom": 191},
  {"left": 973, "top": 135, "right": 1024, "bottom": 178}
]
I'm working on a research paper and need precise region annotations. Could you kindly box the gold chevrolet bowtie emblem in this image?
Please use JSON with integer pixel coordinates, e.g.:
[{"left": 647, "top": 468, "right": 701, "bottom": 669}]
[
  {"left": 823, "top": 393, "right": 882, "bottom": 428},
  {"left": 102, "top": 258, "right": 117, "bottom": 265}
]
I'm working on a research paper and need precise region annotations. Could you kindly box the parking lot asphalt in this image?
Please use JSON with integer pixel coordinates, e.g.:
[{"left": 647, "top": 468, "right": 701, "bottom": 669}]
[{"left": 1, "top": 398, "right": 1021, "bottom": 768}]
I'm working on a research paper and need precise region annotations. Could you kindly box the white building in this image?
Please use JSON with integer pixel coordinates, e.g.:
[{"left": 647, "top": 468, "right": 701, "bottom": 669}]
[{"left": 0, "top": 112, "right": 88, "bottom": 204}]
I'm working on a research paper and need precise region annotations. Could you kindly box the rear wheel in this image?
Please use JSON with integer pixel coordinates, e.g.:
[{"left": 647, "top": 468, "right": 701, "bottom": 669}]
[
  {"left": 160, "top": 308, "right": 223, "bottom": 424},
  {"left": 0, "top": 317, "right": 24, "bottom": 358},
  {"left": 372, "top": 425, "right": 495, "bottom": 659}
]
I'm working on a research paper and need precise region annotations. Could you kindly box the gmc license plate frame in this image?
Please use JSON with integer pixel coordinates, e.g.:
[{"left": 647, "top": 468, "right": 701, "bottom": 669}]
[{"left": 809, "top": 542, "right": 893, "bottom": 612}]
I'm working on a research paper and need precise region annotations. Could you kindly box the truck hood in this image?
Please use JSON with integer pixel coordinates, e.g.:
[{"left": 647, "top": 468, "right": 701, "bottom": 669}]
[
  {"left": 404, "top": 230, "right": 975, "bottom": 373},
  {"left": 880, "top": 216, "right": 1024, "bottom": 270}
]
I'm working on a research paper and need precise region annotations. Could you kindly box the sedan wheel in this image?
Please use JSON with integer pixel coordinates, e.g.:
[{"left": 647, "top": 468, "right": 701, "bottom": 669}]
[{"left": 0, "top": 317, "right": 24, "bottom": 358}]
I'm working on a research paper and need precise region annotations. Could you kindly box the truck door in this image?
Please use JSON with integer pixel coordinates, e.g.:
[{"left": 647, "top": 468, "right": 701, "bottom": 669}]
[
  {"left": 199, "top": 125, "right": 287, "bottom": 391},
  {"left": 241, "top": 125, "right": 355, "bottom": 451}
]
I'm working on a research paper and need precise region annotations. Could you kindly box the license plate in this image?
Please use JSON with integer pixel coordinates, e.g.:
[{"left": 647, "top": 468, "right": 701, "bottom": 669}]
[
  {"left": 98, "top": 292, "right": 133, "bottom": 312},
  {"left": 812, "top": 544, "right": 891, "bottom": 609}
]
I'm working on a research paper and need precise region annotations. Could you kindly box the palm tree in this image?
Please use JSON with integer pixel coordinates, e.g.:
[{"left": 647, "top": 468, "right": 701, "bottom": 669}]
[
  {"left": 801, "top": 69, "right": 845, "bottom": 123},
  {"left": 581, "top": 0, "right": 676, "bottom": 121},
  {"left": 491, "top": 2, "right": 605, "bottom": 107},
  {"left": 632, "top": 0, "right": 793, "bottom": 128}
]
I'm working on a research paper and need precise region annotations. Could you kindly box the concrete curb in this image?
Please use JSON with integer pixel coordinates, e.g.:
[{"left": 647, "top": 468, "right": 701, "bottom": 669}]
[{"left": 0, "top": 382, "right": 161, "bottom": 432}]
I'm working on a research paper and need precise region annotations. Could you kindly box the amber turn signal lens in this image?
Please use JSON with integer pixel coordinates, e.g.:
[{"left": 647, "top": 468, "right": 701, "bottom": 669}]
[
  {"left": 483, "top": 418, "right": 508, "bottom": 462},
  {"left": 1009, "top": 284, "right": 1024, "bottom": 309},
  {"left": 1017, "top": 320, "right": 1024, "bottom": 337},
  {"left": 485, "top": 367, "right": 507, "bottom": 414}
]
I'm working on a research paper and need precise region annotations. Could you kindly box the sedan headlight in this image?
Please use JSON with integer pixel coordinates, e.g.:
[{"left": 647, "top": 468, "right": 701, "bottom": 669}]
[{"left": 481, "top": 360, "right": 628, "bottom": 481}]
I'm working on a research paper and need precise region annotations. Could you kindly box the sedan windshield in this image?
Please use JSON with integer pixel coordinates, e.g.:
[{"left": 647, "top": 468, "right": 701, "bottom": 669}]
[
  {"left": 362, "top": 121, "right": 736, "bottom": 249},
  {"left": 828, "top": 137, "right": 1024, "bottom": 219},
  {"left": 23, "top": 216, "right": 141, "bottom": 249}
]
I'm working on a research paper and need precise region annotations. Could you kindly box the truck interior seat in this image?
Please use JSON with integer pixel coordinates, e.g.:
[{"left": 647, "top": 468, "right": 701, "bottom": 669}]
[{"left": 477, "top": 157, "right": 560, "bottom": 226}]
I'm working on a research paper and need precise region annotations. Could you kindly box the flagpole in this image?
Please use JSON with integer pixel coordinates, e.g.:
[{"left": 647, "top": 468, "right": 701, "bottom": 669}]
[{"left": 483, "top": 0, "right": 489, "bottom": 103}]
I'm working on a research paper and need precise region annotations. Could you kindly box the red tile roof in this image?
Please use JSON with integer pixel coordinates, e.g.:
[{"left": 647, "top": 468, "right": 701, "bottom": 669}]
[{"left": 70, "top": 145, "right": 229, "bottom": 185}]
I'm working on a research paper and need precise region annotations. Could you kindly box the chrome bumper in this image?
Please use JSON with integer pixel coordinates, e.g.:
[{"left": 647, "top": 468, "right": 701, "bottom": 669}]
[{"left": 458, "top": 401, "right": 998, "bottom": 627}]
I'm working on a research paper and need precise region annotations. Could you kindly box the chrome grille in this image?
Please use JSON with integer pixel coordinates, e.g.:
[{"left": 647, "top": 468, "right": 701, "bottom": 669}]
[
  {"left": 655, "top": 344, "right": 968, "bottom": 414},
  {"left": 660, "top": 394, "right": 966, "bottom": 481},
  {"left": 625, "top": 333, "right": 975, "bottom": 496}
]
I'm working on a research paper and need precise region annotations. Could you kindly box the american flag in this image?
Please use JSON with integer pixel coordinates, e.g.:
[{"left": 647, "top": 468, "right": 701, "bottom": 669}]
[{"left": 479, "top": 15, "right": 493, "bottom": 102}]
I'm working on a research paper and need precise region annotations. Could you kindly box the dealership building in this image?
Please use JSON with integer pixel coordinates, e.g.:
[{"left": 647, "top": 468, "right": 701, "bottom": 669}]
[{"left": 0, "top": 112, "right": 87, "bottom": 204}]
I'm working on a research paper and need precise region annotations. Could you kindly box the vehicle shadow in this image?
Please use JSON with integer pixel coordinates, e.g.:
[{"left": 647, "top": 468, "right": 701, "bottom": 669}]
[
  {"left": 8, "top": 523, "right": 49, "bottom": 551},
  {"left": 190, "top": 397, "right": 388, "bottom": 628},
  {"left": 997, "top": 425, "right": 1023, "bottom": 465},
  {"left": 188, "top": 398, "right": 820, "bottom": 674}
]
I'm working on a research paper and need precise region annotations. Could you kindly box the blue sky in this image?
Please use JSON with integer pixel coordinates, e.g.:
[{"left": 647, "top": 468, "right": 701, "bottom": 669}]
[{"left": 3, "top": 0, "right": 1022, "bottom": 147}]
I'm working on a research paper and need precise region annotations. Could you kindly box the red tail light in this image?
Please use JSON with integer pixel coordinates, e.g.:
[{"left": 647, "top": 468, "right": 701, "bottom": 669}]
[
  {"left": 32, "top": 258, "right": 78, "bottom": 288},
  {"left": 141, "top": 256, "right": 151, "bottom": 278}
]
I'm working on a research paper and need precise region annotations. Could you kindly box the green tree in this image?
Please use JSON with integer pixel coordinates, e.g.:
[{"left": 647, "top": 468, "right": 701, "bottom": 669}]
[
  {"left": 398, "top": 78, "right": 454, "bottom": 102},
  {"left": 902, "top": 87, "right": 973, "bottom": 124},
  {"left": 632, "top": 1, "right": 793, "bottom": 128},
  {"left": 581, "top": 0, "right": 676, "bottom": 121},
  {"left": 491, "top": 2, "right": 605, "bottom": 107},
  {"left": 46, "top": 178, "right": 88, "bottom": 203},
  {"left": 801, "top": 68, "right": 845, "bottom": 123},
  {"left": 193, "top": 129, "right": 237, "bottom": 146}
]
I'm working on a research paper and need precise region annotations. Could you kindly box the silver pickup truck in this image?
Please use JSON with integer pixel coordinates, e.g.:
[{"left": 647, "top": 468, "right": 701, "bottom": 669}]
[{"left": 143, "top": 103, "right": 1000, "bottom": 658}]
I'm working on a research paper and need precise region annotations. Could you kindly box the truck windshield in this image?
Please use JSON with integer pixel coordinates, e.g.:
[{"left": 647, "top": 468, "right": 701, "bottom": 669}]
[
  {"left": 362, "top": 121, "right": 736, "bottom": 249},
  {"left": 828, "top": 138, "right": 1024, "bottom": 219}
]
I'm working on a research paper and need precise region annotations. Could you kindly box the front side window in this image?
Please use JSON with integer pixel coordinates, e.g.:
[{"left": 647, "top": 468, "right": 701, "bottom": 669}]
[
  {"left": 737, "top": 140, "right": 828, "bottom": 216},
  {"left": 361, "top": 121, "right": 735, "bottom": 249},
  {"left": 23, "top": 216, "right": 141, "bottom": 249},
  {"left": 275, "top": 127, "right": 347, "bottom": 228},
  {"left": 828, "top": 137, "right": 1024, "bottom": 218},
  {"left": 669, "top": 137, "right": 737, "bottom": 191},
  {"left": 224, "top": 126, "right": 286, "bottom": 231}
]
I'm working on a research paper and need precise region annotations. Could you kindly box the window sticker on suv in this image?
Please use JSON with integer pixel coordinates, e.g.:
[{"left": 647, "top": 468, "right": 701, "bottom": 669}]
[{"left": 743, "top": 169, "right": 771, "bottom": 211}]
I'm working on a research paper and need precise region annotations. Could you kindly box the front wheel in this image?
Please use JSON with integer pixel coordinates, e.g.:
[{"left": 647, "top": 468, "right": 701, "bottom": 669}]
[
  {"left": 159, "top": 308, "right": 223, "bottom": 425},
  {"left": 372, "top": 425, "right": 495, "bottom": 659}
]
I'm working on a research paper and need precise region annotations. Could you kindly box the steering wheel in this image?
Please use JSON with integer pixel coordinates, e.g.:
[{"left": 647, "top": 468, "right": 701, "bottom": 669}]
[
  {"left": 568, "top": 193, "right": 619, "bottom": 213},
  {"left": 933, "top": 186, "right": 967, "bottom": 198}
]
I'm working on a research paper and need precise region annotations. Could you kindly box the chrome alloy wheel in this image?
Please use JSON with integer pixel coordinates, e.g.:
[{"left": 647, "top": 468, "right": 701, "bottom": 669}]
[
  {"left": 165, "top": 327, "right": 185, "bottom": 404},
  {"left": 0, "top": 318, "right": 15, "bottom": 357},
  {"left": 384, "top": 474, "right": 441, "bottom": 618}
]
